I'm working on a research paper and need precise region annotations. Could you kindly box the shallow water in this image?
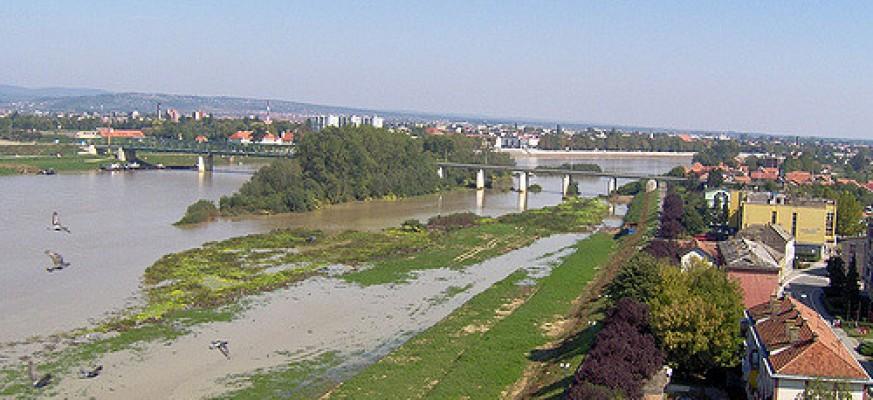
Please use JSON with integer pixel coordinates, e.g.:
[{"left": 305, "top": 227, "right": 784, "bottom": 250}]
[{"left": 0, "top": 155, "right": 687, "bottom": 342}]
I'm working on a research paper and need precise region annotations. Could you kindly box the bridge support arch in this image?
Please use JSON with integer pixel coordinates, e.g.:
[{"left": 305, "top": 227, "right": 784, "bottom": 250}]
[
  {"left": 197, "top": 154, "right": 214, "bottom": 173},
  {"left": 516, "top": 171, "right": 529, "bottom": 192},
  {"left": 476, "top": 169, "right": 485, "bottom": 190}
]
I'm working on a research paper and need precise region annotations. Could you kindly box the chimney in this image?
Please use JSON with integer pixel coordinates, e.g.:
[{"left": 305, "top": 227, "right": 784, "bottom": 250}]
[{"left": 787, "top": 323, "right": 799, "bottom": 343}]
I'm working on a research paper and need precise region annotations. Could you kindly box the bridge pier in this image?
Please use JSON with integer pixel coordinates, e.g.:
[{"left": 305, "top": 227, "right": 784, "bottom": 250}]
[
  {"left": 518, "top": 190, "right": 528, "bottom": 211},
  {"left": 516, "top": 171, "right": 529, "bottom": 192},
  {"left": 197, "top": 154, "right": 214, "bottom": 173},
  {"left": 476, "top": 188, "right": 485, "bottom": 213},
  {"left": 437, "top": 166, "right": 445, "bottom": 179},
  {"left": 116, "top": 147, "right": 137, "bottom": 163},
  {"left": 562, "top": 174, "right": 572, "bottom": 197},
  {"left": 476, "top": 169, "right": 485, "bottom": 190},
  {"left": 606, "top": 176, "right": 618, "bottom": 194},
  {"left": 646, "top": 179, "right": 658, "bottom": 192}
]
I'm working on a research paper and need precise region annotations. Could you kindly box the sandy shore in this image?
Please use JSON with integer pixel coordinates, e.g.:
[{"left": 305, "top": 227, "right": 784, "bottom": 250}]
[
  {"left": 49, "top": 233, "right": 587, "bottom": 399},
  {"left": 501, "top": 148, "right": 695, "bottom": 158}
]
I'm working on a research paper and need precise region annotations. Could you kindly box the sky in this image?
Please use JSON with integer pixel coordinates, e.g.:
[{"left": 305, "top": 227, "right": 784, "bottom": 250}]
[{"left": 1, "top": 1, "right": 872, "bottom": 139}]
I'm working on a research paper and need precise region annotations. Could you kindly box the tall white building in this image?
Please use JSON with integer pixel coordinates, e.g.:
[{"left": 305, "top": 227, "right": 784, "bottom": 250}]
[{"left": 309, "top": 114, "right": 383, "bottom": 131}]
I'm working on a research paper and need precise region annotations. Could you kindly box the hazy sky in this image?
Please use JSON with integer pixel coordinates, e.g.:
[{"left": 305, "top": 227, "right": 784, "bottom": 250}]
[{"left": 2, "top": 1, "right": 872, "bottom": 138}]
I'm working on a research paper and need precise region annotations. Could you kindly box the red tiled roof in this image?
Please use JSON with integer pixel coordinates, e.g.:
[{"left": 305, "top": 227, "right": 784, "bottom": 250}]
[
  {"left": 867, "top": 181, "right": 873, "bottom": 192},
  {"left": 261, "top": 133, "right": 277, "bottom": 140},
  {"left": 97, "top": 128, "right": 144, "bottom": 138},
  {"left": 751, "top": 171, "right": 779, "bottom": 181},
  {"left": 733, "top": 175, "right": 751, "bottom": 184},
  {"left": 229, "top": 130, "right": 252, "bottom": 140},
  {"left": 728, "top": 270, "right": 778, "bottom": 308},
  {"left": 194, "top": 135, "right": 208, "bottom": 143},
  {"left": 748, "top": 297, "right": 869, "bottom": 380},
  {"left": 785, "top": 171, "right": 812, "bottom": 184}
]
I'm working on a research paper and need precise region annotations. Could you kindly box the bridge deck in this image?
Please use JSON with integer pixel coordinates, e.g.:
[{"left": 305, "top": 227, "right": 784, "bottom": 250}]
[{"left": 436, "top": 162, "right": 684, "bottom": 181}]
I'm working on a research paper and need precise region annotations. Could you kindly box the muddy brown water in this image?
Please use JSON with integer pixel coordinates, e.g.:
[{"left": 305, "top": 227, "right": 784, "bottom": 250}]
[{"left": 0, "top": 155, "right": 688, "bottom": 343}]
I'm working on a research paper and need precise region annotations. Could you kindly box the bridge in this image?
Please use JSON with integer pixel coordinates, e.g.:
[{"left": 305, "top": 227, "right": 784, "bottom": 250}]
[
  {"left": 93, "top": 141, "right": 293, "bottom": 172},
  {"left": 436, "top": 162, "right": 683, "bottom": 197}
]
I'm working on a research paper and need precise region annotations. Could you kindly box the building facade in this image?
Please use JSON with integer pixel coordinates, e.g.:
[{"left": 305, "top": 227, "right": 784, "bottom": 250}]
[{"left": 730, "top": 191, "right": 836, "bottom": 259}]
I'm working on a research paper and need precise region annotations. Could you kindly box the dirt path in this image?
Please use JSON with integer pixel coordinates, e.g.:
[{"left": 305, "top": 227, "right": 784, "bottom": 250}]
[{"left": 507, "top": 190, "right": 657, "bottom": 399}]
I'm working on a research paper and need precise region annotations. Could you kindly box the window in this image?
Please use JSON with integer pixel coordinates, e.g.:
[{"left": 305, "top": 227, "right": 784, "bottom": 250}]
[
  {"left": 771, "top": 211, "right": 778, "bottom": 224},
  {"left": 826, "top": 212, "right": 835, "bottom": 236},
  {"left": 792, "top": 212, "right": 797, "bottom": 236}
]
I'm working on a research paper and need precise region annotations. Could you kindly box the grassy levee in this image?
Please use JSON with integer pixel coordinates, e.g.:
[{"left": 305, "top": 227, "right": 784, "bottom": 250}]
[
  {"left": 518, "top": 189, "right": 660, "bottom": 399},
  {"left": 0, "top": 155, "right": 112, "bottom": 173},
  {"left": 324, "top": 233, "right": 617, "bottom": 399}
]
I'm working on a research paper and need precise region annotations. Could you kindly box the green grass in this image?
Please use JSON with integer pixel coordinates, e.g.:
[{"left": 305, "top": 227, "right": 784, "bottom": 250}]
[
  {"left": 213, "top": 352, "right": 343, "bottom": 400},
  {"left": 0, "top": 155, "right": 111, "bottom": 173},
  {"left": 326, "top": 233, "right": 617, "bottom": 399}
]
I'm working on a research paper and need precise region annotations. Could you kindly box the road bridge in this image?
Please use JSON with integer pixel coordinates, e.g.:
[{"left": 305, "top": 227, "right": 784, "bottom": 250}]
[
  {"left": 94, "top": 141, "right": 293, "bottom": 172},
  {"left": 435, "top": 162, "right": 683, "bottom": 196}
]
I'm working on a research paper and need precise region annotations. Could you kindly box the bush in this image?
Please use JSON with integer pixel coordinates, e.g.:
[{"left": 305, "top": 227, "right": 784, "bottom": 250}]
[
  {"left": 426, "top": 212, "right": 479, "bottom": 231},
  {"left": 615, "top": 180, "right": 643, "bottom": 196},
  {"left": 858, "top": 341, "right": 873, "bottom": 357},
  {"left": 400, "top": 219, "right": 425, "bottom": 233},
  {"left": 567, "top": 382, "right": 624, "bottom": 400},
  {"left": 528, "top": 183, "right": 543, "bottom": 193},
  {"left": 175, "top": 200, "right": 219, "bottom": 225}
]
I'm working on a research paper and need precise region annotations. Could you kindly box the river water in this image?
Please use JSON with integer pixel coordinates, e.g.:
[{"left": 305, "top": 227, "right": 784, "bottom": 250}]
[{"left": 0, "top": 155, "right": 689, "bottom": 343}]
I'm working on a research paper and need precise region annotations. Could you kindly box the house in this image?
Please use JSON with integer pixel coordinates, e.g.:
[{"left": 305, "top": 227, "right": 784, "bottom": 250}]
[
  {"left": 259, "top": 133, "right": 281, "bottom": 145},
  {"left": 97, "top": 128, "right": 145, "bottom": 139},
  {"left": 280, "top": 131, "right": 294, "bottom": 144},
  {"left": 750, "top": 168, "right": 780, "bottom": 181},
  {"left": 194, "top": 135, "right": 208, "bottom": 143},
  {"left": 743, "top": 296, "right": 871, "bottom": 400},
  {"left": 784, "top": 171, "right": 813, "bottom": 185},
  {"left": 738, "top": 224, "right": 795, "bottom": 275},
  {"left": 228, "top": 130, "right": 253, "bottom": 144},
  {"left": 719, "top": 238, "right": 782, "bottom": 308},
  {"left": 733, "top": 175, "right": 752, "bottom": 185}
]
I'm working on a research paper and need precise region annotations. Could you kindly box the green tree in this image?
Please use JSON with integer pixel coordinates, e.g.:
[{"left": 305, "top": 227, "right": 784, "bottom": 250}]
[
  {"left": 836, "top": 191, "right": 865, "bottom": 236},
  {"left": 606, "top": 253, "right": 663, "bottom": 303},
  {"left": 705, "top": 169, "right": 724, "bottom": 188},
  {"left": 796, "top": 379, "right": 853, "bottom": 400},
  {"left": 649, "top": 259, "right": 744, "bottom": 373},
  {"left": 826, "top": 256, "right": 847, "bottom": 295}
]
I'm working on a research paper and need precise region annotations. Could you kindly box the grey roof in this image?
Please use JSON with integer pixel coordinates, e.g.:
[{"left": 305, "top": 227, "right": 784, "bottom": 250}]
[
  {"left": 718, "top": 238, "right": 781, "bottom": 272},
  {"left": 738, "top": 224, "right": 792, "bottom": 260}
]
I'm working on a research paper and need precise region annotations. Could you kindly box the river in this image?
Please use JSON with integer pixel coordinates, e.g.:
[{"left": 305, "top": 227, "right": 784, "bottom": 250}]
[{"left": 0, "top": 154, "right": 689, "bottom": 343}]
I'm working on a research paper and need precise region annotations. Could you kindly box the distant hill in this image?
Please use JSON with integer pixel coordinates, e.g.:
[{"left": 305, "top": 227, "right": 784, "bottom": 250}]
[
  {"left": 0, "top": 84, "right": 110, "bottom": 102},
  {"left": 0, "top": 89, "right": 429, "bottom": 120}
]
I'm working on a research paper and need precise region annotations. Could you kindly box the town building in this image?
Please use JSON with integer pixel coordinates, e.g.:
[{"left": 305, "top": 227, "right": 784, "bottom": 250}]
[
  {"left": 228, "top": 130, "right": 253, "bottom": 144},
  {"left": 719, "top": 224, "right": 794, "bottom": 308},
  {"left": 97, "top": 128, "right": 145, "bottom": 139},
  {"left": 259, "top": 133, "right": 281, "bottom": 145},
  {"left": 194, "top": 135, "right": 208, "bottom": 143},
  {"left": 730, "top": 191, "right": 836, "bottom": 259},
  {"left": 743, "top": 296, "right": 871, "bottom": 400},
  {"left": 308, "top": 114, "right": 383, "bottom": 131}
]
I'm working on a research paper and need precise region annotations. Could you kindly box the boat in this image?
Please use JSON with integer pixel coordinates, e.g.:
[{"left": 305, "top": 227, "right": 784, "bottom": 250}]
[{"left": 38, "top": 168, "right": 56, "bottom": 175}]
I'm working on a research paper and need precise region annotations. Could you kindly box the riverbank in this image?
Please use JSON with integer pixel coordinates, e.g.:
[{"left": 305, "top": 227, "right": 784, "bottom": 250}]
[
  {"left": 0, "top": 197, "right": 607, "bottom": 399},
  {"left": 322, "top": 190, "right": 658, "bottom": 399}
]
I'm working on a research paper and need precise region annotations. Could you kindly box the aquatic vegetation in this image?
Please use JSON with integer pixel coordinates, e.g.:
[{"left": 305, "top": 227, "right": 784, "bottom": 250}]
[
  {"left": 174, "top": 199, "right": 220, "bottom": 225},
  {"left": 214, "top": 351, "right": 342, "bottom": 400}
]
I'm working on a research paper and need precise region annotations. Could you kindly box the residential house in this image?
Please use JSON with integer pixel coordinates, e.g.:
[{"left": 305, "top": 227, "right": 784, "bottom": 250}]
[
  {"left": 743, "top": 296, "right": 871, "bottom": 400},
  {"left": 194, "top": 135, "right": 208, "bottom": 143},
  {"left": 259, "top": 133, "right": 281, "bottom": 145},
  {"left": 680, "top": 239, "right": 720, "bottom": 270},
  {"left": 228, "top": 130, "right": 253, "bottom": 144},
  {"left": 719, "top": 238, "right": 783, "bottom": 308},
  {"left": 750, "top": 167, "right": 780, "bottom": 182},
  {"left": 784, "top": 171, "right": 813, "bottom": 185},
  {"left": 280, "top": 131, "right": 294, "bottom": 144}
]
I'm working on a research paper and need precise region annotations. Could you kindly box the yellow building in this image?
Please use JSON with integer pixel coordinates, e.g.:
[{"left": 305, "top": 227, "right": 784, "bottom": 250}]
[{"left": 729, "top": 191, "right": 836, "bottom": 258}]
